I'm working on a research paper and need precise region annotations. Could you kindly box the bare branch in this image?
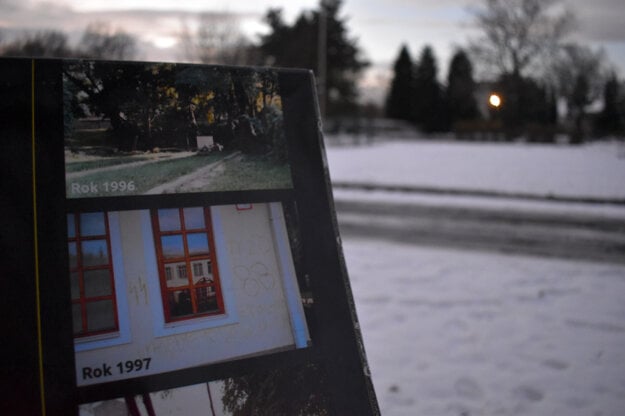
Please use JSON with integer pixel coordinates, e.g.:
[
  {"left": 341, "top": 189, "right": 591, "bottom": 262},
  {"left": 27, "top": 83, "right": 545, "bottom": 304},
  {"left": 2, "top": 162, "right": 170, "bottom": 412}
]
[{"left": 469, "top": 0, "right": 575, "bottom": 78}]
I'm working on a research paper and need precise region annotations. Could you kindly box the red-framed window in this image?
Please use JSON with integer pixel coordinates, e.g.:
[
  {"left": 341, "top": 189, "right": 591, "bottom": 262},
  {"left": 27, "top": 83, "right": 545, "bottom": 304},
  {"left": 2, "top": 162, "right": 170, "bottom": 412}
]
[
  {"left": 151, "top": 207, "right": 224, "bottom": 323},
  {"left": 67, "top": 212, "right": 119, "bottom": 338}
]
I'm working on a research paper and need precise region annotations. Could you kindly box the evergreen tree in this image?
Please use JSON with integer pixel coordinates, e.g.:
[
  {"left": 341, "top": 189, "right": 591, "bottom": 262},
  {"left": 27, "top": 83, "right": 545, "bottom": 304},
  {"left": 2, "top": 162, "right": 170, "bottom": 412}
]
[
  {"left": 385, "top": 45, "right": 415, "bottom": 122},
  {"left": 446, "top": 49, "right": 479, "bottom": 127},
  {"left": 596, "top": 74, "right": 624, "bottom": 137},
  {"left": 258, "top": 0, "right": 368, "bottom": 115},
  {"left": 414, "top": 45, "right": 445, "bottom": 132}
]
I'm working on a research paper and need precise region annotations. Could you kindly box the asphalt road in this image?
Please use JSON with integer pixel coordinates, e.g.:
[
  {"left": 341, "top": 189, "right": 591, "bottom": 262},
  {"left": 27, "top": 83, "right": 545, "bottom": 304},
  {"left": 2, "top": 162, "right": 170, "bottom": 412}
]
[{"left": 335, "top": 198, "right": 625, "bottom": 265}]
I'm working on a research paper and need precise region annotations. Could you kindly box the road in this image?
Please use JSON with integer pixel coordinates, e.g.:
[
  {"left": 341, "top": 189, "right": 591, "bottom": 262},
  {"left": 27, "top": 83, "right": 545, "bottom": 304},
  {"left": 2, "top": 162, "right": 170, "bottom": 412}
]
[{"left": 335, "top": 198, "right": 625, "bottom": 265}]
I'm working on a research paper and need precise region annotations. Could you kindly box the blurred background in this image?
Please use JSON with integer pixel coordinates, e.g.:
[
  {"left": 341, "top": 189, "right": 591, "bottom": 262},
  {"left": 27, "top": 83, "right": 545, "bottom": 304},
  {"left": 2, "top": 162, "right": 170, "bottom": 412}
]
[
  {"left": 2, "top": 0, "right": 625, "bottom": 139},
  {"left": 4, "top": 1, "right": 625, "bottom": 415}
]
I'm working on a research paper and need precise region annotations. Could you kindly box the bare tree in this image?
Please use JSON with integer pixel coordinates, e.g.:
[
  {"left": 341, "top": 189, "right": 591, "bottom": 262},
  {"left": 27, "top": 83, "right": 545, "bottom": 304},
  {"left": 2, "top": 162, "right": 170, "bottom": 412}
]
[
  {"left": 180, "top": 13, "right": 258, "bottom": 65},
  {"left": 469, "top": 0, "right": 575, "bottom": 78},
  {"left": 78, "top": 22, "right": 137, "bottom": 61},
  {"left": 550, "top": 43, "right": 608, "bottom": 141},
  {"left": 0, "top": 30, "right": 74, "bottom": 58}
]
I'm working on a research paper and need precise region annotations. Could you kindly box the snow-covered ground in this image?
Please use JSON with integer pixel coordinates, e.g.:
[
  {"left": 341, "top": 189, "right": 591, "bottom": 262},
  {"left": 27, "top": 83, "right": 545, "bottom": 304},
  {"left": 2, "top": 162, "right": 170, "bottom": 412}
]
[
  {"left": 327, "top": 138, "right": 625, "bottom": 415},
  {"left": 345, "top": 239, "right": 625, "bottom": 416}
]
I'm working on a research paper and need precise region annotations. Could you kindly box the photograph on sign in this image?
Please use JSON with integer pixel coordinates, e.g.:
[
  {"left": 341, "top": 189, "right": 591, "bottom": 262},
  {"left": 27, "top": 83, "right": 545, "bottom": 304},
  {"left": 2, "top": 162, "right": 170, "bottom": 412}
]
[
  {"left": 79, "top": 362, "right": 331, "bottom": 415},
  {"left": 63, "top": 61, "right": 292, "bottom": 198},
  {"left": 68, "top": 202, "right": 311, "bottom": 386}
]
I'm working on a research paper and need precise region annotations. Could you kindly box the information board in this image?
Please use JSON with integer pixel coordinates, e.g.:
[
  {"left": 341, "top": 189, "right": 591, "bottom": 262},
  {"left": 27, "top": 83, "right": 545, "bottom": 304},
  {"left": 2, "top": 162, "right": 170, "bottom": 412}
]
[{"left": 0, "top": 58, "right": 379, "bottom": 415}]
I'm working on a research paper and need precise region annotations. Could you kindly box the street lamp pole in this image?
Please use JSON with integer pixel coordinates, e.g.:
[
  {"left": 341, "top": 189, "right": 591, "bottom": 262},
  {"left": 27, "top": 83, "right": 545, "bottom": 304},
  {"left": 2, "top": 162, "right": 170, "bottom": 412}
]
[{"left": 317, "top": 0, "right": 328, "bottom": 121}]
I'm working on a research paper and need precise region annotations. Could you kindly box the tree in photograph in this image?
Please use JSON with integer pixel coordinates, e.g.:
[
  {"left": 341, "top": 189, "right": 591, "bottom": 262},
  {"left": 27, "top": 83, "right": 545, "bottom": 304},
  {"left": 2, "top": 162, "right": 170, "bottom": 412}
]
[
  {"left": 64, "top": 62, "right": 176, "bottom": 151},
  {"left": 172, "top": 66, "right": 285, "bottom": 157},
  {"left": 78, "top": 22, "right": 137, "bottom": 61},
  {"left": 222, "top": 363, "right": 330, "bottom": 416},
  {"left": 595, "top": 74, "right": 625, "bottom": 137},
  {"left": 413, "top": 45, "right": 445, "bottom": 132},
  {"left": 385, "top": 45, "right": 415, "bottom": 122},
  {"left": 63, "top": 75, "right": 86, "bottom": 139},
  {"left": 258, "top": 0, "right": 368, "bottom": 115},
  {"left": 0, "top": 30, "right": 74, "bottom": 58},
  {"left": 445, "top": 49, "right": 479, "bottom": 127},
  {"left": 550, "top": 43, "right": 607, "bottom": 142}
]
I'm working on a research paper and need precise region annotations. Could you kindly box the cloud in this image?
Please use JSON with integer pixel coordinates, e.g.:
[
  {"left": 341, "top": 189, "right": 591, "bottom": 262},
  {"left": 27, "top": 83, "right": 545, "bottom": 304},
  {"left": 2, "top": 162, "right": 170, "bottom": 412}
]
[
  {"left": 0, "top": 1, "right": 74, "bottom": 30},
  {"left": 0, "top": 0, "right": 263, "bottom": 59},
  {"left": 569, "top": 2, "right": 625, "bottom": 43}
]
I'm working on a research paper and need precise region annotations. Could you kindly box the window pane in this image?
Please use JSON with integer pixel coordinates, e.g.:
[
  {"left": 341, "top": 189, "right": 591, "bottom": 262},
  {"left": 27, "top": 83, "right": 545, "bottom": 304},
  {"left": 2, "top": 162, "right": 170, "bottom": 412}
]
[
  {"left": 161, "top": 235, "right": 184, "bottom": 259},
  {"left": 84, "top": 269, "right": 112, "bottom": 298},
  {"left": 192, "top": 260, "right": 213, "bottom": 283},
  {"left": 72, "top": 304, "right": 83, "bottom": 335},
  {"left": 196, "top": 287, "right": 218, "bottom": 313},
  {"left": 68, "top": 242, "right": 78, "bottom": 268},
  {"left": 70, "top": 272, "right": 80, "bottom": 300},
  {"left": 81, "top": 240, "right": 109, "bottom": 267},
  {"left": 187, "top": 233, "right": 209, "bottom": 257},
  {"left": 169, "top": 290, "right": 193, "bottom": 318},
  {"left": 67, "top": 214, "right": 76, "bottom": 238},
  {"left": 158, "top": 209, "right": 181, "bottom": 231},
  {"left": 164, "top": 262, "right": 189, "bottom": 288},
  {"left": 193, "top": 261, "right": 203, "bottom": 277},
  {"left": 86, "top": 300, "right": 116, "bottom": 332},
  {"left": 80, "top": 212, "right": 106, "bottom": 236},
  {"left": 183, "top": 207, "right": 205, "bottom": 229}
]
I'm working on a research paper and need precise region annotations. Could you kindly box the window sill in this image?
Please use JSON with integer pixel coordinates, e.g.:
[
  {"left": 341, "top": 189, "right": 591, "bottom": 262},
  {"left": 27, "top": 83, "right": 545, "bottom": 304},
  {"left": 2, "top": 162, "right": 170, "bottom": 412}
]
[
  {"left": 74, "top": 330, "right": 131, "bottom": 353},
  {"left": 155, "top": 311, "right": 239, "bottom": 338}
]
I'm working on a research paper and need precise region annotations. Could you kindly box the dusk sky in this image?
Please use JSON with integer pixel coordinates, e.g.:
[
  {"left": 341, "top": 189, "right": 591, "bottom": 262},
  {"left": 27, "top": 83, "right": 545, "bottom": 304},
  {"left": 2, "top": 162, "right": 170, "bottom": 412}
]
[{"left": 2, "top": 0, "right": 624, "bottom": 103}]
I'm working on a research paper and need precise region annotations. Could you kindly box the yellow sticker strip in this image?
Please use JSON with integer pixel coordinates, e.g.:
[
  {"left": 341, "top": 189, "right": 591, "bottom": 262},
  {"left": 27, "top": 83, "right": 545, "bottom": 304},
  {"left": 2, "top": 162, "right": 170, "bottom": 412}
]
[{"left": 32, "top": 59, "right": 46, "bottom": 416}]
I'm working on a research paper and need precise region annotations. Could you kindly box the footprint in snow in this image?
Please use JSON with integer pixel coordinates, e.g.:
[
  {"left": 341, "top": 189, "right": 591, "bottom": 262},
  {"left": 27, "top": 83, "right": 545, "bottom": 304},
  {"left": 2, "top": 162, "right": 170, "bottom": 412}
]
[{"left": 513, "top": 385, "right": 544, "bottom": 402}]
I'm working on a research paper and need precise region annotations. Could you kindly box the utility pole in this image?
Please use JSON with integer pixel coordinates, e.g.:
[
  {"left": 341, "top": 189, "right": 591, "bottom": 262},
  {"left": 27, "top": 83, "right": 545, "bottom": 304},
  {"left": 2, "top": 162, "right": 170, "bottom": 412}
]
[{"left": 317, "top": 0, "right": 328, "bottom": 121}]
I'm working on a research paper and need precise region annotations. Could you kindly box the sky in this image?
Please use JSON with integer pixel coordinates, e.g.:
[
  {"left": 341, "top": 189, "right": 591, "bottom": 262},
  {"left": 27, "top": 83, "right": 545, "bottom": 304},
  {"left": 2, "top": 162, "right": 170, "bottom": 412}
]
[{"left": 1, "top": 0, "right": 625, "bottom": 104}]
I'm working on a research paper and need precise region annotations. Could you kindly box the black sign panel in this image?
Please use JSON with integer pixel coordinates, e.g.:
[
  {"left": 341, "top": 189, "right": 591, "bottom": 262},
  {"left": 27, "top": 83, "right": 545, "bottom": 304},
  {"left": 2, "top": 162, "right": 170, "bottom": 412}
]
[{"left": 0, "top": 58, "right": 379, "bottom": 415}]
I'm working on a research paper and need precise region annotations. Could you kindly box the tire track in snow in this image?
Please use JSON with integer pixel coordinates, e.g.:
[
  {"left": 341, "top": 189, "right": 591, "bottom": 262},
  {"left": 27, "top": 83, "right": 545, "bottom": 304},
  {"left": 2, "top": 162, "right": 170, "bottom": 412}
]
[{"left": 335, "top": 199, "right": 625, "bottom": 265}]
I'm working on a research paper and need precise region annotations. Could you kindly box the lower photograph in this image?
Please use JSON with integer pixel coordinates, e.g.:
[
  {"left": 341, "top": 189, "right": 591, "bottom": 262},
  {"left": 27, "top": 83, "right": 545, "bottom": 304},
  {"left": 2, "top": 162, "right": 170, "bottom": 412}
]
[
  {"left": 67, "top": 202, "right": 311, "bottom": 387},
  {"left": 79, "top": 362, "right": 331, "bottom": 416}
]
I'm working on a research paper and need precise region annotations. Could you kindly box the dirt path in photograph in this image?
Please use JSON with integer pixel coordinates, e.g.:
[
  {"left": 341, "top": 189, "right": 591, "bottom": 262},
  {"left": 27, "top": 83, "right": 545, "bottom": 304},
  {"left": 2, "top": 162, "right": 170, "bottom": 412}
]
[
  {"left": 66, "top": 151, "right": 196, "bottom": 180},
  {"left": 145, "top": 151, "right": 243, "bottom": 194}
]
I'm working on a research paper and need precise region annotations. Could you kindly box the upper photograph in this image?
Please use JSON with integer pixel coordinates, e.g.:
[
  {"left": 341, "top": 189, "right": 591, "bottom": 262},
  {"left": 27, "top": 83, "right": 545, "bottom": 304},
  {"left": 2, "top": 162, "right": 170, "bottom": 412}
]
[{"left": 63, "top": 61, "right": 293, "bottom": 199}]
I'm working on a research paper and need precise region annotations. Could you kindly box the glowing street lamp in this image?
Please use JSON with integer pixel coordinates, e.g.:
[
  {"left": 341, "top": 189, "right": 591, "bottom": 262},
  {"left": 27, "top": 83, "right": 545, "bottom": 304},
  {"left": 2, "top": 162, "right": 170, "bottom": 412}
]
[{"left": 489, "top": 93, "right": 502, "bottom": 108}]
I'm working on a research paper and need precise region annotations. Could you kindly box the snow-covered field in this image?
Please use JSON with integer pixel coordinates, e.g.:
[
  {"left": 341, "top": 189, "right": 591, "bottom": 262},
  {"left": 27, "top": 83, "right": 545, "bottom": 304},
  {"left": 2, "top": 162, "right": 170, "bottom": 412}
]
[
  {"left": 326, "top": 139, "right": 625, "bottom": 199},
  {"left": 326, "top": 138, "right": 625, "bottom": 415}
]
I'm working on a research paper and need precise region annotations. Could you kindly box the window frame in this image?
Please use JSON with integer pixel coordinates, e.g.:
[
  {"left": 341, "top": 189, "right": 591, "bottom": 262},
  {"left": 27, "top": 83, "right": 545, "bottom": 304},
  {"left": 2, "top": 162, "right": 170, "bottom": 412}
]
[
  {"left": 69, "top": 212, "right": 131, "bottom": 352},
  {"left": 68, "top": 211, "right": 119, "bottom": 338},
  {"left": 141, "top": 208, "right": 238, "bottom": 338},
  {"left": 151, "top": 207, "right": 225, "bottom": 323}
]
